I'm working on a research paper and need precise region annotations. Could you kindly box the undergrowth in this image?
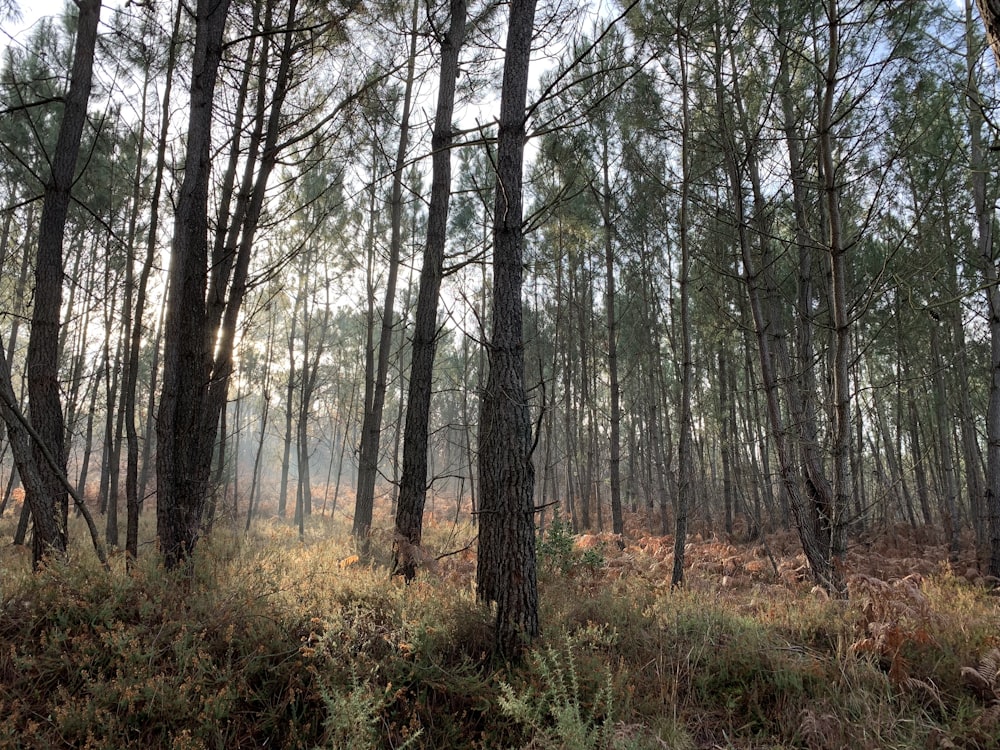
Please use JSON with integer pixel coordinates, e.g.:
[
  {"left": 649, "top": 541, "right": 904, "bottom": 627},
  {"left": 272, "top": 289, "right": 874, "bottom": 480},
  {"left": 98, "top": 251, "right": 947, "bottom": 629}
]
[{"left": 1, "top": 513, "right": 999, "bottom": 749}]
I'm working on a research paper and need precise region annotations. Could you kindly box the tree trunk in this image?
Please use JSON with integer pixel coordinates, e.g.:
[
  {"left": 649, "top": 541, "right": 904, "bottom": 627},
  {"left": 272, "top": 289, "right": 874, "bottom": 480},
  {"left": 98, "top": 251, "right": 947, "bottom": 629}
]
[
  {"left": 158, "top": 0, "right": 301, "bottom": 564},
  {"left": 558, "top": 242, "right": 579, "bottom": 530},
  {"left": 718, "top": 64, "right": 839, "bottom": 592},
  {"left": 672, "top": 27, "right": 693, "bottom": 587},
  {"left": 577, "top": 257, "right": 593, "bottom": 531},
  {"left": 969, "top": 0, "right": 1000, "bottom": 577},
  {"left": 353, "top": 0, "right": 420, "bottom": 546},
  {"left": 462, "top": 332, "right": 477, "bottom": 516},
  {"left": 103, "top": 333, "right": 123, "bottom": 545},
  {"left": 246, "top": 315, "right": 275, "bottom": 531},
  {"left": 776, "top": 20, "right": 836, "bottom": 541},
  {"left": 719, "top": 347, "right": 734, "bottom": 536},
  {"left": 331, "top": 373, "right": 359, "bottom": 520},
  {"left": 394, "top": 0, "right": 467, "bottom": 580},
  {"left": 75, "top": 358, "right": 104, "bottom": 503},
  {"left": 137, "top": 295, "right": 167, "bottom": 518},
  {"left": 20, "top": 0, "right": 102, "bottom": 565},
  {"left": 202, "top": 0, "right": 300, "bottom": 521},
  {"left": 975, "top": 0, "right": 1000, "bottom": 65},
  {"left": 278, "top": 289, "right": 300, "bottom": 519},
  {"left": 871, "top": 362, "right": 910, "bottom": 526},
  {"left": 597, "top": 134, "right": 624, "bottom": 539},
  {"left": 818, "top": 0, "right": 850, "bottom": 572},
  {"left": 476, "top": 0, "right": 539, "bottom": 659},
  {"left": 931, "top": 321, "right": 961, "bottom": 557},
  {"left": 295, "top": 278, "right": 330, "bottom": 534},
  {"left": 156, "top": 0, "right": 231, "bottom": 568}
]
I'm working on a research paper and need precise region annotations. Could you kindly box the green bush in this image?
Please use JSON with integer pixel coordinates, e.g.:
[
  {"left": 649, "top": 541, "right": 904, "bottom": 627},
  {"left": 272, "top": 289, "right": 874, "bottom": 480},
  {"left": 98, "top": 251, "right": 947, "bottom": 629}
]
[
  {"left": 499, "top": 636, "right": 616, "bottom": 750},
  {"left": 538, "top": 515, "right": 604, "bottom": 577}
]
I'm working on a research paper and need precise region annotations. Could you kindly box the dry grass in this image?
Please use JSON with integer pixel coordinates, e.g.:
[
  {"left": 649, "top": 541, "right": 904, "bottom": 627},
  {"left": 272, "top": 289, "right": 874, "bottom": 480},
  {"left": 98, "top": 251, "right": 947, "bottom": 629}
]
[{"left": 0, "top": 503, "right": 999, "bottom": 749}]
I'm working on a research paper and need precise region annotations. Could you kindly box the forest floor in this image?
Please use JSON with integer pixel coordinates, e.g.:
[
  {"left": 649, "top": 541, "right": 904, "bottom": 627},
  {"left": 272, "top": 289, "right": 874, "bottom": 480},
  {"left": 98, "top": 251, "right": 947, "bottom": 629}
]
[{"left": 1, "top": 501, "right": 1000, "bottom": 749}]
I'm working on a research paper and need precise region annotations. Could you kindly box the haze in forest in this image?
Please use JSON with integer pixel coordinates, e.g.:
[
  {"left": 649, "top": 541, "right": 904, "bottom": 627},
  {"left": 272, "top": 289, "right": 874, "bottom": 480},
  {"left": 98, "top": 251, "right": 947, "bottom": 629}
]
[{"left": 2, "top": 0, "right": 1000, "bottom": 667}]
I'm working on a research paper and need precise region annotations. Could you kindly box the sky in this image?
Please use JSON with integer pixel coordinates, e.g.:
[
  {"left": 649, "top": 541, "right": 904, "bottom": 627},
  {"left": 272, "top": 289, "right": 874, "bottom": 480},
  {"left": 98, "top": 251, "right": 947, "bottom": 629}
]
[
  {"left": 1, "top": 0, "right": 61, "bottom": 51},
  {"left": 0, "top": 0, "right": 982, "bottom": 62},
  {"left": 0, "top": 0, "right": 122, "bottom": 61}
]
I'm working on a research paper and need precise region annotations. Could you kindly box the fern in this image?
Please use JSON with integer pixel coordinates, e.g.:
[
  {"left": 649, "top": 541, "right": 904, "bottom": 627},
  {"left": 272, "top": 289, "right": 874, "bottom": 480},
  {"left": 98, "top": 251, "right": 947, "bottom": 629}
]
[
  {"left": 848, "top": 574, "right": 938, "bottom": 684},
  {"left": 950, "top": 648, "right": 1000, "bottom": 748},
  {"left": 962, "top": 647, "right": 1000, "bottom": 702}
]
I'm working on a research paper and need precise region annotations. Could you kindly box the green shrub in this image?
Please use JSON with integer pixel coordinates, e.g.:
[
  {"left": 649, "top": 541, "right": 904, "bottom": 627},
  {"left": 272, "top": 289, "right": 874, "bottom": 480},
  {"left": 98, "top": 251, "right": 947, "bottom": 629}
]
[
  {"left": 538, "top": 515, "right": 604, "bottom": 577},
  {"left": 499, "top": 636, "right": 617, "bottom": 750},
  {"left": 316, "top": 669, "right": 422, "bottom": 750}
]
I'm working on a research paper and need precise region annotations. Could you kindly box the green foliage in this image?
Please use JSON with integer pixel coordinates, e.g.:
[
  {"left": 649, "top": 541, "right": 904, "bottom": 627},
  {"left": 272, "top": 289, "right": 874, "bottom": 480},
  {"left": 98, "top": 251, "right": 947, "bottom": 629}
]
[
  {"left": 499, "top": 636, "right": 617, "bottom": 750},
  {"left": 654, "top": 589, "right": 838, "bottom": 735},
  {"left": 316, "top": 670, "right": 422, "bottom": 750},
  {"left": 538, "top": 514, "right": 605, "bottom": 577},
  {"left": 498, "top": 625, "right": 683, "bottom": 750},
  {"left": 538, "top": 514, "right": 575, "bottom": 574}
]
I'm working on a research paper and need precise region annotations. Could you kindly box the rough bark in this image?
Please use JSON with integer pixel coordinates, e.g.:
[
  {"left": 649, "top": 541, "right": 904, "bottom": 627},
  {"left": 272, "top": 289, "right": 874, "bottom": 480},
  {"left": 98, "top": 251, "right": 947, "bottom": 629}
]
[
  {"left": 976, "top": 0, "right": 1000, "bottom": 65},
  {"left": 818, "top": 0, "right": 850, "bottom": 573},
  {"left": 775, "top": 22, "right": 836, "bottom": 541},
  {"left": 126, "top": 0, "right": 183, "bottom": 562},
  {"left": 353, "top": 0, "right": 419, "bottom": 546},
  {"left": 476, "top": 0, "right": 539, "bottom": 659},
  {"left": 0, "top": 338, "right": 108, "bottom": 568},
  {"left": 200, "top": 0, "right": 299, "bottom": 505},
  {"left": 598, "top": 134, "right": 624, "bottom": 539},
  {"left": 672, "top": 28, "right": 693, "bottom": 588},
  {"left": 715, "top": 46, "right": 838, "bottom": 592},
  {"left": 970, "top": 0, "right": 1000, "bottom": 577},
  {"left": 394, "top": 0, "right": 467, "bottom": 580},
  {"left": 156, "top": 0, "right": 231, "bottom": 568},
  {"left": 158, "top": 0, "right": 303, "bottom": 564},
  {"left": 21, "top": 0, "right": 102, "bottom": 565}
]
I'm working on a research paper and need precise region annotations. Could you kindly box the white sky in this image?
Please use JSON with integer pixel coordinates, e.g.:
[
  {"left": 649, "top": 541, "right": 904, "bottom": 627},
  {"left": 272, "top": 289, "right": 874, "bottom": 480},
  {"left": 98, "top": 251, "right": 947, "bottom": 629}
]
[
  {"left": 1, "top": 0, "right": 65, "bottom": 55},
  {"left": 1, "top": 0, "right": 980, "bottom": 68},
  {"left": 0, "top": 0, "right": 129, "bottom": 62}
]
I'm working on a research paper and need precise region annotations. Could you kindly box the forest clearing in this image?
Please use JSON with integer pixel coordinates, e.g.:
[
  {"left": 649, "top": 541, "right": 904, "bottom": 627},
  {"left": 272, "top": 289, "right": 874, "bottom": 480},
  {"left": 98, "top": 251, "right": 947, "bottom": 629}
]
[{"left": 2, "top": 502, "right": 1000, "bottom": 750}]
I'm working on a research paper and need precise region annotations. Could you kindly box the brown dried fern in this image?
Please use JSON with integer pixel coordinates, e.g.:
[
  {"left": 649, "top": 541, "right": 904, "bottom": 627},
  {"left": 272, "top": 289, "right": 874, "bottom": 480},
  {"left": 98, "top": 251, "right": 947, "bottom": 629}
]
[
  {"left": 962, "top": 648, "right": 1000, "bottom": 702},
  {"left": 951, "top": 648, "right": 1000, "bottom": 749},
  {"left": 848, "top": 573, "right": 940, "bottom": 685},
  {"left": 798, "top": 708, "right": 846, "bottom": 750}
]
